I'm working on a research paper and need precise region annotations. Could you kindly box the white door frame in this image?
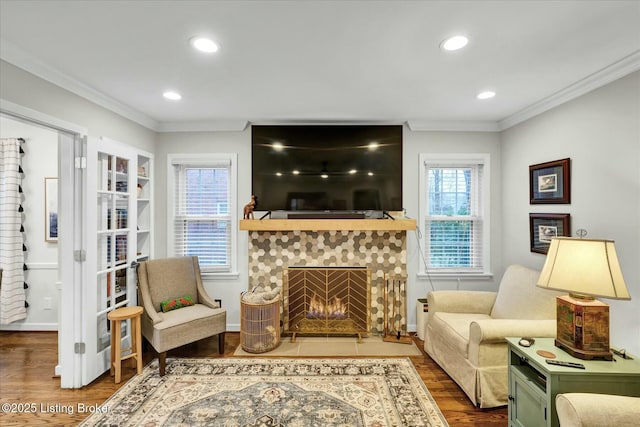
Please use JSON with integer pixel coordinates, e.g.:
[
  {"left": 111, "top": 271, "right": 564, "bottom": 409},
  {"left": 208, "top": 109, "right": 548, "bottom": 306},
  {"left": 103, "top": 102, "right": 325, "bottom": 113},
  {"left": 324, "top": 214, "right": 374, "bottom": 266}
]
[{"left": 0, "top": 99, "right": 87, "bottom": 388}]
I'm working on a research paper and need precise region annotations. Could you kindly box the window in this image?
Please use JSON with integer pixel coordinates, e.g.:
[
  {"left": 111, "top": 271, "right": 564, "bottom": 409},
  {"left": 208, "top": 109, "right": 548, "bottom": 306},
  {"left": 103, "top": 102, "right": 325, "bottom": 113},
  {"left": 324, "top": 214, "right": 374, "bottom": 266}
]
[
  {"left": 168, "top": 154, "right": 237, "bottom": 275},
  {"left": 419, "top": 153, "right": 490, "bottom": 276}
]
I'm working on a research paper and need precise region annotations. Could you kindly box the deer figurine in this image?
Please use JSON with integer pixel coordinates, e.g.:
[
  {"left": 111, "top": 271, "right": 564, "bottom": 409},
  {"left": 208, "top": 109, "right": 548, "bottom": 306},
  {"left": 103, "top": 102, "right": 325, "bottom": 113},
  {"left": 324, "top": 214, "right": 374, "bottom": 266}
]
[{"left": 243, "top": 195, "right": 257, "bottom": 219}]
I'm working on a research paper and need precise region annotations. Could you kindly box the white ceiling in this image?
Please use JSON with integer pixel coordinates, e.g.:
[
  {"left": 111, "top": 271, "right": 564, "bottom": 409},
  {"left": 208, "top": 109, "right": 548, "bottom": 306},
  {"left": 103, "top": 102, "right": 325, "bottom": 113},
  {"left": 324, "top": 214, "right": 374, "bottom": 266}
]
[{"left": 1, "top": 0, "right": 639, "bottom": 132}]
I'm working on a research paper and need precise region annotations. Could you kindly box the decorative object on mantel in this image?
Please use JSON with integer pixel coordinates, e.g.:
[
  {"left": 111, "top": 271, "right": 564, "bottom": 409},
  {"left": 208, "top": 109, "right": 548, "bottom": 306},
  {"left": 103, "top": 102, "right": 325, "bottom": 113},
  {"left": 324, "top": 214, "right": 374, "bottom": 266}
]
[
  {"left": 383, "top": 274, "right": 412, "bottom": 344},
  {"left": 243, "top": 194, "right": 257, "bottom": 219},
  {"left": 529, "top": 213, "right": 570, "bottom": 254},
  {"left": 529, "top": 157, "right": 571, "bottom": 204},
  {"left": 537, "top": 236, "right": 631, "bottom": 360}
]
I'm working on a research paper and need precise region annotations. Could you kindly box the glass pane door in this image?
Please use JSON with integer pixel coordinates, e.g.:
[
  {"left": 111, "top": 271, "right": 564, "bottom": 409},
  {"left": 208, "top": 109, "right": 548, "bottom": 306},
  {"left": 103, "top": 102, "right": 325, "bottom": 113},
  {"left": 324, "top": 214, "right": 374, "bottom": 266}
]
[{"left": 84, "top": 138, "right": 137, "bottom": 385}]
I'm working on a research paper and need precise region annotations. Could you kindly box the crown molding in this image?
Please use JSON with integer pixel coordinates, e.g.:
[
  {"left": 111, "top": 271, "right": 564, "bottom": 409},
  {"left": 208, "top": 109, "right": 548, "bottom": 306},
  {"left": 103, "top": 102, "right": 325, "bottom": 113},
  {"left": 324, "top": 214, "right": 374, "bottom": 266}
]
[
  {"left": 0, "top": 40, "right": 159, "bottom": 131},
  {"left": 406, "top": 120, "right": 499, "bottom": 132},
  {"left": 498, "top": 50, "right": 640, "bottom": 131},
  {"left": 157, "top": 120, "right": 249, "bottom": 132},
  {"left": 3, "top": 39, "right": 637, "bottom": 134}
]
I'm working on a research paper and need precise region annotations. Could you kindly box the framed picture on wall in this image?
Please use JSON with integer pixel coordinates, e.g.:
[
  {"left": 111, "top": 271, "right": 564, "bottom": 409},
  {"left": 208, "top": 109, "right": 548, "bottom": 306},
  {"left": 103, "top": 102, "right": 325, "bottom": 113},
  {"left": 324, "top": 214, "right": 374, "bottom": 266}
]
[
  {"left": 45, "top": 177, "right": 58, "bottom": 242},
  {"left": 529, "top": 213, "right": 570, "bottom": 254},
  {"left": 529, "top": 158, "right": 570, "bottom": 204}
]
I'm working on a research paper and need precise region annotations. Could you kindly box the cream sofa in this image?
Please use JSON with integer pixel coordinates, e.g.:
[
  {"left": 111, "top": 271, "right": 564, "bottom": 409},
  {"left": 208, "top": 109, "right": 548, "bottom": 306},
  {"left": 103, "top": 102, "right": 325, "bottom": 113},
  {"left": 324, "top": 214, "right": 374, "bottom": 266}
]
[
  {"left": 556, "top": 393, "right": 640, "bottom": 427},
  {"left": 424, "top": 264, "right": 562, "bottom": 408}
]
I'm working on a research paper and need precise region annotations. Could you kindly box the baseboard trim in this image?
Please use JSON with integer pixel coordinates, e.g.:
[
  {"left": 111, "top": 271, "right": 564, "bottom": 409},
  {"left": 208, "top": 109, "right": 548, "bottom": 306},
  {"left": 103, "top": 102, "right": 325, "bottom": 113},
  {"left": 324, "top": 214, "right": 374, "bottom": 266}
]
[{"left": 0, "top": 322, "right": 58, "bottom": 331}]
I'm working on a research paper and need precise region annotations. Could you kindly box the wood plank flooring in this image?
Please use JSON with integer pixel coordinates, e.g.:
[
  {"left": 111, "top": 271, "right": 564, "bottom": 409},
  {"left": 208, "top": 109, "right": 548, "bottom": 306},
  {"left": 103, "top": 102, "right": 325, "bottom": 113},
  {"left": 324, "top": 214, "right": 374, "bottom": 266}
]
[{"left": 0, "top": 331, "right": 507, "bottom": 426}]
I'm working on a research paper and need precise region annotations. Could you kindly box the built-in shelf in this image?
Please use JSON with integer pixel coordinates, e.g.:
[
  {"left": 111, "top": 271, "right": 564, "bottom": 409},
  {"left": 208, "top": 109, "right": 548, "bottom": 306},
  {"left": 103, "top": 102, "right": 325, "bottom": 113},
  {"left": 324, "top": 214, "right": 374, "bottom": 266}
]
[{"left": 240, "top": 218, "right": 416, "bottom": 231}]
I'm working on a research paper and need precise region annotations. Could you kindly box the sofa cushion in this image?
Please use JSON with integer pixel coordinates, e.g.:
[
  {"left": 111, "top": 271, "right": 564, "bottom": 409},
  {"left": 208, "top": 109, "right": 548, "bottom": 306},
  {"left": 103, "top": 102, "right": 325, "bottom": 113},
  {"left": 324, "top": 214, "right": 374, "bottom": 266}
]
[
  {"left": 431, "top": 312, "right": 492, "bottom": 357},
  {"left": 491, "top": 264, "right": 559, "bottom": 319}
]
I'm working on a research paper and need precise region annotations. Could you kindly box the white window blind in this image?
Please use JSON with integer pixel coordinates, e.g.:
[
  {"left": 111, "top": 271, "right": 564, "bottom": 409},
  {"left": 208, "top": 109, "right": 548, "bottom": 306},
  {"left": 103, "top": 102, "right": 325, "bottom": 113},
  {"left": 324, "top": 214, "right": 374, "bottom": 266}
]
[
  {"left": 419, "top": 154, "right": 490, "bottom": 276},
  {"left": 172, "top": 158, "right": 232, "bottom": 273}
]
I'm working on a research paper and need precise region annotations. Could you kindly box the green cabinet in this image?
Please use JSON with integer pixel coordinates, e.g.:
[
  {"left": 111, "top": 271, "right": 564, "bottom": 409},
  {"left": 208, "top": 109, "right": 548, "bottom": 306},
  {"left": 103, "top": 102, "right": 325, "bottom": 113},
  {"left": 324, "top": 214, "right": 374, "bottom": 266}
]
[{"left": 507, "top": 337, "right": 640, "bottom": 427}]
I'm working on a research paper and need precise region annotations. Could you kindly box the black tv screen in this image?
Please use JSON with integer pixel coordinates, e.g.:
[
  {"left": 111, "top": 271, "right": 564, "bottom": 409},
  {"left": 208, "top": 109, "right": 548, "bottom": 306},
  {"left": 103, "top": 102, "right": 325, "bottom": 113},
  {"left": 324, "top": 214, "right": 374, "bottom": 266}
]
[{"left": 251, "top": 125, "right": 402, "bottom": 212}]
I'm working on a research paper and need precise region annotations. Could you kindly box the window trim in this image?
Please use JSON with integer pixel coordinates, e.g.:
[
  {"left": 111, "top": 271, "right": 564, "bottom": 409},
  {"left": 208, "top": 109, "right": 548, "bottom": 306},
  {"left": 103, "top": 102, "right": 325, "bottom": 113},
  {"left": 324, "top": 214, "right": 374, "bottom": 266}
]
[
  {"left": 167, "top": 153, "right": 238, "bottom": 278},
  {"left": 418, "top": 153, "right": 491, "bottom": 278}
]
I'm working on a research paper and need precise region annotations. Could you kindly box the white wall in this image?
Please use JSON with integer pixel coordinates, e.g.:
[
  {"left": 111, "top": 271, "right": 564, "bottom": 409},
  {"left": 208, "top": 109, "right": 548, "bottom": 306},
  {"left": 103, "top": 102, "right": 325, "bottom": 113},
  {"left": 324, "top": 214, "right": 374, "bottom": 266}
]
[
  {"left": 0, "top": 116, "right": 59, "bottom": 329},
  {"left": 155, "top": 131, "right": 252, "bottom": 330},
  {"left": 155, "top": 126, "right": 503, "bottom": 331},
  {"left": 3, "top": 58, "right": 637, "bottom": 354},
  {"left": 501, "top": 71, "right": 640, "bottom": 355},
  {"left": 1, "top": 61, "right": 157, "bottom": 332},
  {"left": 1, "top": 60, "right": 156, "bottom": 152},
  {"left": 402, "top": 129, "right": 503, "bottom": 329}
]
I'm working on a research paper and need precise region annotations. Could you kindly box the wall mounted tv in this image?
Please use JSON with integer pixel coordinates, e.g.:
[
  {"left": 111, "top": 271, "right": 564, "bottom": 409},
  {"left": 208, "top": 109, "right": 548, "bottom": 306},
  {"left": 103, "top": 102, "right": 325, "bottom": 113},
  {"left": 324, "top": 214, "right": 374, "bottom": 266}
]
[{"left": 251, "top": 125, "right": 402, "bottom": 214}]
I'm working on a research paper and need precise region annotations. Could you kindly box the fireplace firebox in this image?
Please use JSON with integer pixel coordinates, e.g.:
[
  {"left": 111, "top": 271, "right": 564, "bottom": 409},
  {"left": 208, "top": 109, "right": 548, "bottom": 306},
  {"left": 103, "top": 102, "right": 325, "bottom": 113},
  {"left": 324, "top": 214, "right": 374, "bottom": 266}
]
[{"left": 283, "top": 267, "right": 371, "bottom": 342}]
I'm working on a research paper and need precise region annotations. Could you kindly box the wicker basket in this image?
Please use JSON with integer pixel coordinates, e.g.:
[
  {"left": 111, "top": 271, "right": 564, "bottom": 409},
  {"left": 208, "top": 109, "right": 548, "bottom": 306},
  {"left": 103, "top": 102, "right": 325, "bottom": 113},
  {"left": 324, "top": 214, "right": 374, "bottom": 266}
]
[{"left": 240, "top": 294, "right": 281, "bottom": 353}]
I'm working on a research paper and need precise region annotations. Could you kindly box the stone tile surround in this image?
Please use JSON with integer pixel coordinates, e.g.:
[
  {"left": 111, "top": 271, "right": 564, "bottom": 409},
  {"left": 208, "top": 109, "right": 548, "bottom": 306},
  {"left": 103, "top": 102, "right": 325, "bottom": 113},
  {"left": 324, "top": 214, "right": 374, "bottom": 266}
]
[{"left": 247, "top": 230, "right": 407, "bottom": 334}]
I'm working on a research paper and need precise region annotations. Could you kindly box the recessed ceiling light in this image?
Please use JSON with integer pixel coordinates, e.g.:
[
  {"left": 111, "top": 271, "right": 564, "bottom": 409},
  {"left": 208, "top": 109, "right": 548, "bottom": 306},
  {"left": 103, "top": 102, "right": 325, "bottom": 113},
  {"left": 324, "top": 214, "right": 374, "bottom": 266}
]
[
  {"left": 321, "top": 173, "right": 329, "bottom": 179},
  {"left": 368, "top": 142, "right": 379, "bottom": 151},
  {"left": 440, "top": 35, "right": 469, "bottom": 51},
  {"left": 292, "top": 170, "right": 300, "bottom": 175},
  {"left": 163, "top": 91, "right": 182, "bottom": 101},
  {"left": 367, "top": 172, "right": 374, "bottom": 176},
  {"left": 190, "top": 36, "right": 219, "bottom": 53},
  {"left": 272, "top": 142, "right": 284, "bottom": 151},
  {"left": 477, "top": 91, "right": 496, "bottom": 100},
  {"left": 349, "top": 169, "right": 357, "bottom": 175},
  {"left": 276, "top": 172, "right": 282, "bottom": 177}
]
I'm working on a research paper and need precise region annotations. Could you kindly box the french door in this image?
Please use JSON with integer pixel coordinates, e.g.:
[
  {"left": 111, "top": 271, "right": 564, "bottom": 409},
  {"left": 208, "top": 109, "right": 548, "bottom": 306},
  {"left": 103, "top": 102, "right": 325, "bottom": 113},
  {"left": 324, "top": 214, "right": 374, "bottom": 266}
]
[{"left": 83, "top": 137, "right": 139, "bottom": 385}]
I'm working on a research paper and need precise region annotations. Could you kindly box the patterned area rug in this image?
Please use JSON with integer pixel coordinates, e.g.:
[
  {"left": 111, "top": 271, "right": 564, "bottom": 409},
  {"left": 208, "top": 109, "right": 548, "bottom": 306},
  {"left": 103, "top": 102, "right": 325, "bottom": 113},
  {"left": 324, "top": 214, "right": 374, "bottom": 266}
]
[{"left": 79, "top": 358, "right": 449, "bottom": 427}]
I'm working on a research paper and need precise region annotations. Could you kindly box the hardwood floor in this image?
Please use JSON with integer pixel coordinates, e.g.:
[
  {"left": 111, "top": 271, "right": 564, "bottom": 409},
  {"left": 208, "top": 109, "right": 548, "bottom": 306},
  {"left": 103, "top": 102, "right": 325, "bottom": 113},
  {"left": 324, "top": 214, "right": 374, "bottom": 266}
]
[{"left": 0, "top": 331, "right": 507, "bottom": 426}]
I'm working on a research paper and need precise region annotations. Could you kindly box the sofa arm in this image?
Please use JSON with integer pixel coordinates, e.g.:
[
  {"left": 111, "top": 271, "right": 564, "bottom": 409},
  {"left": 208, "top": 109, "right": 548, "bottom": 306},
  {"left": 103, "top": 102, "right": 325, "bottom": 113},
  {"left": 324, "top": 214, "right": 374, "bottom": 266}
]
[
  {"left": 469, "top": 319, "right": 556, "bottom": 344},
  {"left": 427, "top": 290, "right": 497, "bottom": 323},
  {"left": 467, "top": 319, "right": 556, "bottom": 367},
  {"left": 556, "top": 393, "right": 640, "bottom": 427}
]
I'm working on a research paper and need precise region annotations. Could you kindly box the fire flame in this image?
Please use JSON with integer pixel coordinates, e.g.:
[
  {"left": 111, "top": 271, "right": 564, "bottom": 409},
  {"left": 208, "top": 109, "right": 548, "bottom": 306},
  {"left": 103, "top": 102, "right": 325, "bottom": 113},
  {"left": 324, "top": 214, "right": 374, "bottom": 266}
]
[{"left": 307, "top": 293, "right": 347, "bottom": 319}]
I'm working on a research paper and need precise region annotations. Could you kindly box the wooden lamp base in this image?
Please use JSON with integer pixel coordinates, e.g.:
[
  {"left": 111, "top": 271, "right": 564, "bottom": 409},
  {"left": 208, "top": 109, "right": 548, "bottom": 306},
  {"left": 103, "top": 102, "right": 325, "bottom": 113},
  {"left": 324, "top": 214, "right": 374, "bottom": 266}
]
[{"left": 555, "top": 295, "right": 613, "bottom": 361}]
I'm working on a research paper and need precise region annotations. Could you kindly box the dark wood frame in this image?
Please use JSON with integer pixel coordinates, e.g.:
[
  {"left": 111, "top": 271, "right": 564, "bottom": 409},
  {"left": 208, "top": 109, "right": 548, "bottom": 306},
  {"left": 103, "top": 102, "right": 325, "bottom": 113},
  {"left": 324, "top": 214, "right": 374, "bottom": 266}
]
[
  {"left": 529, "top": 213, "right": 570, "bottom": 254},
  {"left": 529, "top": 158, "right": 570, "bottom": 204}
]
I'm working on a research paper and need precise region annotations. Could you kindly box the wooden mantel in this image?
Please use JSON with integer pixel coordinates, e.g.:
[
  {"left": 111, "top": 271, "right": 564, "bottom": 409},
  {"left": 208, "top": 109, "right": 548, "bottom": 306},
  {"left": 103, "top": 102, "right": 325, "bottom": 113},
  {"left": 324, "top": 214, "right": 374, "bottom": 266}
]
[{"left": 239, "top": 218, "right": 416, "bottom": 231}]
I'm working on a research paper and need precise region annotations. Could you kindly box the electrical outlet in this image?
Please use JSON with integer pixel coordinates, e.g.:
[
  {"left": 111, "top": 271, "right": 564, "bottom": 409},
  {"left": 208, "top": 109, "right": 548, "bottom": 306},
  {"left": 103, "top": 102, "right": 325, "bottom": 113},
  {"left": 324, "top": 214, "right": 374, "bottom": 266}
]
[{"left": 44, "top": 297, "right": 52, "bottom": 310}]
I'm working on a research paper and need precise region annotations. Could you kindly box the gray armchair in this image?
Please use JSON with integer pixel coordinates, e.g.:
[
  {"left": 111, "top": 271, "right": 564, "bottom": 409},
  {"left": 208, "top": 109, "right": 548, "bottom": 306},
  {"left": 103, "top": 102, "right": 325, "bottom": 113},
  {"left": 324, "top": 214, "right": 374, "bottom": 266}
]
[{"left": 136, "top": 256, "right": 226, "bottom": 375}]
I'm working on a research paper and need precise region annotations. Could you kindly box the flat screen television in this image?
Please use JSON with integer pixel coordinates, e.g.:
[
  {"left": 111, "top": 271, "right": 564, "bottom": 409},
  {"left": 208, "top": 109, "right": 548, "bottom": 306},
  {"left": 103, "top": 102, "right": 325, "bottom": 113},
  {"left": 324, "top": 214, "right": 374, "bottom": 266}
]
[{"left": 251, "top": 125, "right": 402, "bottom": 214}]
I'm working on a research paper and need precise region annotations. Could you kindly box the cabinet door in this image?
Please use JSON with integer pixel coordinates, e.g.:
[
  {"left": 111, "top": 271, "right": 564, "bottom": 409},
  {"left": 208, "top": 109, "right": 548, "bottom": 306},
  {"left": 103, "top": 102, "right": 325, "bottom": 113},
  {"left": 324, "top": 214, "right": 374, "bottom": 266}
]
[{"left": 510, "top": 369, "right": 548, "bottom": 427}]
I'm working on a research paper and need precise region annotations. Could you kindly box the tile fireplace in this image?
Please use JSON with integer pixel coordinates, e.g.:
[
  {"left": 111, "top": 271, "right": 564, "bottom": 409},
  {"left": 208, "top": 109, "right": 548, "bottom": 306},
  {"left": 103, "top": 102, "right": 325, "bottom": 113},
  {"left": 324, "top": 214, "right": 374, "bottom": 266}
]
[{"left": 241, "top": 218, "right": 416, "bottom": 335}]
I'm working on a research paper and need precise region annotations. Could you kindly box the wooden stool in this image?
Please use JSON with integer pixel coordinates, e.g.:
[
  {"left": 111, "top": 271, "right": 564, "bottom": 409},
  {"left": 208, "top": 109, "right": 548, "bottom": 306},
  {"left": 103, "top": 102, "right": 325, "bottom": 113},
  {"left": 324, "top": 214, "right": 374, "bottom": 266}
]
[{"left": 108, "top": 306, "right": 144, "bottom": 384}]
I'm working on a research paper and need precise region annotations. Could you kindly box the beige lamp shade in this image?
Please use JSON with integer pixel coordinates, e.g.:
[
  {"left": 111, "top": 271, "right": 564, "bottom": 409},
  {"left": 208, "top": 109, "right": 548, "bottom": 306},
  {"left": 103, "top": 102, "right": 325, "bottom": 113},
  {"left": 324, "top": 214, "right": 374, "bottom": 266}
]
[{"left": 537, "top": 237, "right": 631, "bottom": 300}]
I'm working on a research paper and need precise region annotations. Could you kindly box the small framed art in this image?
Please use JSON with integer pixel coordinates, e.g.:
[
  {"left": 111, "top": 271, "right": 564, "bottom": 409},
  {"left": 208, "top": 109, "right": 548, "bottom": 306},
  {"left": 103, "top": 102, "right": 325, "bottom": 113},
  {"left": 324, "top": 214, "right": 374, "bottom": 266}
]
[
  {"left": 45, "top": 177, "right": 58, "bottom": 242},
  {"left": 529, "top": 158, "right": 570, "bottom": 204},
  {"left": 529, "top": 213, "right": 570, "bottom": 254}
]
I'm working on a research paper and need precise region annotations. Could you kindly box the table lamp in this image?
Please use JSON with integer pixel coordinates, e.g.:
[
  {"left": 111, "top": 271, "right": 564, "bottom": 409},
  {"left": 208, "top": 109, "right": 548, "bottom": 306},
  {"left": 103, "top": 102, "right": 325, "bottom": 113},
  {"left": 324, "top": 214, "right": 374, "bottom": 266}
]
[{"left": 537, "top": 237, "right": 631, "bottom": 360}]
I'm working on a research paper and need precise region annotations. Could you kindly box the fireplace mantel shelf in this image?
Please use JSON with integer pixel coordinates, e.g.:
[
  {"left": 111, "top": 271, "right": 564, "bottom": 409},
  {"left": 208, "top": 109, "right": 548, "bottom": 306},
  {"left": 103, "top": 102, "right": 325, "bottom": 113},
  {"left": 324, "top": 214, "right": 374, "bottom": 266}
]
[{"left": 240, "top": 218, "right": 416, "bottom": 231}]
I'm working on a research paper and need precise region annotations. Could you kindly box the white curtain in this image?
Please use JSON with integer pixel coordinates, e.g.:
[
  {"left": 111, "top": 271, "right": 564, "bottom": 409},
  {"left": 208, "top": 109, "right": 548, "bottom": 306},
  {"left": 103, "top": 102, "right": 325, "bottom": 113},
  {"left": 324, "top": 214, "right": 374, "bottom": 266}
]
[{"left": 0, "top": 138, "right": 27, "bottom": 324}]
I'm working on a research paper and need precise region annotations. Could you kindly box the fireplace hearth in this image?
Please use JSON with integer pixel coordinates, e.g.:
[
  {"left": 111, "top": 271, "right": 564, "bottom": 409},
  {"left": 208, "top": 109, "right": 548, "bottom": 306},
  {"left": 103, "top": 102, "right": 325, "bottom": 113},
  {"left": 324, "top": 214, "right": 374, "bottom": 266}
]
[{"left": 283, "top": 267, "right": 371, "bottom": 342}]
